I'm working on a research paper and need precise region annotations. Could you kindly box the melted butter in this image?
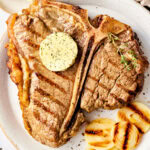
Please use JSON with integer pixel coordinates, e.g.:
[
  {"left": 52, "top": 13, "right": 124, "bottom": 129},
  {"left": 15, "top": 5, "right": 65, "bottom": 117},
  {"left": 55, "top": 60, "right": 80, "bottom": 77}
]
[{"left": 40, "top": 32, "right": 78, "bottom": 72}]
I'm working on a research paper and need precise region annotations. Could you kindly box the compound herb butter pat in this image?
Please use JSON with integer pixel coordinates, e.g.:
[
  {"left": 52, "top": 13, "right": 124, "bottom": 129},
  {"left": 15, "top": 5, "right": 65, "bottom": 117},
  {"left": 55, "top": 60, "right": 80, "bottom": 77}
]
[{"left": 40, "top": 32, "right": 78, "bottom": 72}]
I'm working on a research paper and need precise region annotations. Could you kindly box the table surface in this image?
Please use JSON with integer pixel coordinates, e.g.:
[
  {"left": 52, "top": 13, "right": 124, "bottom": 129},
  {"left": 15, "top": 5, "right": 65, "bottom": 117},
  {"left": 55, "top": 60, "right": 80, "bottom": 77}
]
[{"left": 0, "top": 1, "right": 149, "bottom": 150}]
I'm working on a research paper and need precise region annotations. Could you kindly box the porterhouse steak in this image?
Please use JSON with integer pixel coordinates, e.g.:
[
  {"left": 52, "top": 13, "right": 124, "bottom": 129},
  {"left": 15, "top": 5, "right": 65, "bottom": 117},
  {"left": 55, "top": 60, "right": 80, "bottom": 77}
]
[{"left": 6, "top": 0, "right": 148, "bottom": 148}]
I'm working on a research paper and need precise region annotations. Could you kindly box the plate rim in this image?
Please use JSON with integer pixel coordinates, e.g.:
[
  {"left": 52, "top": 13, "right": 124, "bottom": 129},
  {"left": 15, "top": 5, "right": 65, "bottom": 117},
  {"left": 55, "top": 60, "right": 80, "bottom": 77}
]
[
  {"left": 0, "top": 0, "right": 150, "bottom": 150},
  {"left": 0, "top": 31, "right": 19, "bottom": 150}
]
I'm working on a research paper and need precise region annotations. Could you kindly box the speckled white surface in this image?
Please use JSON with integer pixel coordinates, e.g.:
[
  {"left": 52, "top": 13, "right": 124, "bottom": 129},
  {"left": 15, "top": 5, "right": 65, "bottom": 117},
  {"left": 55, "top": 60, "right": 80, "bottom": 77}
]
[{"left": 0, "top": 0, "right": 150, "bottom": 150}]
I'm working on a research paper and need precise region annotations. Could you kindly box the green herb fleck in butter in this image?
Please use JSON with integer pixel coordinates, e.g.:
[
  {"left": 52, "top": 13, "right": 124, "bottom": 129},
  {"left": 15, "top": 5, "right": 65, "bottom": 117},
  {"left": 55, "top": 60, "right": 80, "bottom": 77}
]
[{"left": 40, "top": 32, "right": 78, "bottom": 72}]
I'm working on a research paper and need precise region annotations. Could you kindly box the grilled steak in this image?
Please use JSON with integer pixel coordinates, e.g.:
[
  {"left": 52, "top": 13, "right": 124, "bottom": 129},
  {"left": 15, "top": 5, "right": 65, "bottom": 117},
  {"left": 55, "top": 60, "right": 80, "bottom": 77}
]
[
  {"left": 6, "top": 0, "right": 148, "bottom": 148},
  {"left": 81, "top": 16, "right": 148, "bottom": 112},
  {"left": 7, "top": 1, "right": 90, "bottom": 147}
]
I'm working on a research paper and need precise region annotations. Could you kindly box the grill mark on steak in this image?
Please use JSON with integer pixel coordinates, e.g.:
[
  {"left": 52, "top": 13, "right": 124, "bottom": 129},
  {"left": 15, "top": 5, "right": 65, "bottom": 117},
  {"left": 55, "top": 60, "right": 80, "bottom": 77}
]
[
  {"left": 98, "top": 82, "right": 110, "bottom": 91},
  {"left": 105, "top": 67, "right": 123, "bottom": 103},
  {"left": 102, "top": 70, "right": 116, "bottom": 80},
  {"left": 123, "top": 123, "right": 131, "bottom": 150},
  {"left": 110, "top": 93, "right": 126, "bottom": 104},
  {"left": 82, "top": 39, "right": 140, "bottom": 110},
  {"left": 37, "top": 15, "right": 51, "bottom": 33},
  {"left": 88, "top": 73, "right": 106, "bottom": 103},
  {"left": 35, "top": 88, "right": 66, "bottom": 108},
  {"left": 28, "top": 56, "right": 40, "bottom": 63},
  {"left": 33, "top": 110, "right": 56, "bottom": 132},
  {"left": 23, "top": 39, "right": 40, "bottom": 50},
  {"left": 21, "top": 23, "right": 44, "bottom": 38},
  {"left": 55, "top": 72, "right": 74, "bottom": 82},
  {"left": 117, "top": 84, "right": 127, "bottom": 92},
  {"left": 84, "top": 87, "right": 94, "bottom": 93},
  {"left": 88, "top": 75, "right": 99, "bottom": 82},
  {"left": 128, "top": 103, "right": 150, "bottom": 124},
  {"left": 15, "top": 30, "right": 25, "bottom": 36},
  {"left": 35, "top": 73, "right": 67, "bottom": 94},
  {"left": 87, "top": 58, "right": 121, "bottom": 104},
  {"left": 104, "top": 57, "right": 136, "bottom": 104},
  {"left": 116, "top": 84, "right": 136, "bottom": 95},
  {"left": 33, "top": 99, "right": 59, "bottom": 119}
]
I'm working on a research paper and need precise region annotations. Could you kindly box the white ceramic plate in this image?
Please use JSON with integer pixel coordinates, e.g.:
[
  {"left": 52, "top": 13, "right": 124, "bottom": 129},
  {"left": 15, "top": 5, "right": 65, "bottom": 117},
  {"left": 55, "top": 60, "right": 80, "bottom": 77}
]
[
  {"left": 0, "top": 0, "right": 30, "bottom": 13},
  {"left": 0, "top": 0, "right": 150, "bottom": 150}
]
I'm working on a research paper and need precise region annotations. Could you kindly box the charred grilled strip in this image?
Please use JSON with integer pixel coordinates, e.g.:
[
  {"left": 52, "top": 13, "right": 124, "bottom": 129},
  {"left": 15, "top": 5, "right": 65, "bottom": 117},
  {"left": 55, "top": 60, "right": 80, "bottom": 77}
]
[
  {"left": 113, "top": 122, "right": 119, "bottom": 143},
  {"left": 128, "top": 103, "right": 150, "bottom": 124},
  {"left": 88, "top": 75, "right": 99, "bottom": 82},
  {"left": 118, "top": 111, "right": 129, "bottom": 122},
  {"left": 98, "top": 82, "right": 110, "bottom": 91},
  {"left": 123, "top": 123, "right": 131, "bottom": 150},
  {"left": 85, "top": 129, "right": 109, "bottom": 137},
  {"left": 33, "top": 99, "right": 59, "bottom": 119},
  {"left": 110, "top": 93, "right": 126, "bottom": 104},
  {"left": 35, "top": 73, "right": 66, "bottom": 94},
  {"left": 21, "top": 24, "right": 44, "bottom": 38},
  {"left": 103, "top": 70, "right": 116, "bottom": 80},
  {"left": 106, "top": 73, "right": 122, "bottom": 101},
  {"left": 35, "top": 88, "right": 66, "bottom": 108},
  {"left": 84, "top": 87, "right": 94, "bottom": 93},
  {"left": 55, "top": 72, "right": 74, "bottom": 82},
  {"left": 116, "top": 84, "right": 136, "bottom": 94},
  {"left": 23, "top": 39, "right": 40, "bottom": 49}
]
